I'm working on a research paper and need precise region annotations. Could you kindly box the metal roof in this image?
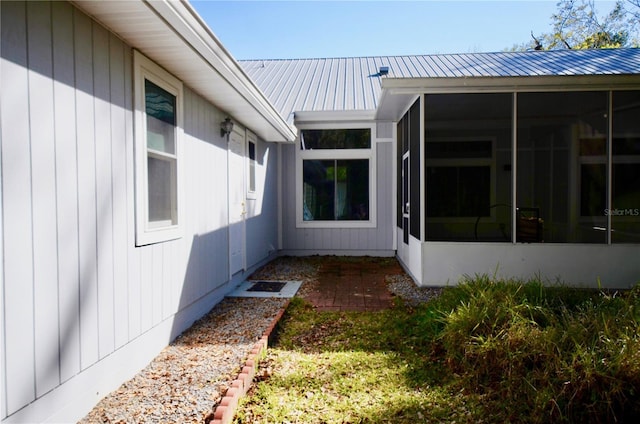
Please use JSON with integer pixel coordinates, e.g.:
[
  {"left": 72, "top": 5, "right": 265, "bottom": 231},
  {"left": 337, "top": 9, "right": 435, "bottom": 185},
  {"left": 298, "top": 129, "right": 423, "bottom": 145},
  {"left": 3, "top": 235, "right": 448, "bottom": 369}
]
[{"left": 240, "top": 49, "right": 640, "bottom": 124}]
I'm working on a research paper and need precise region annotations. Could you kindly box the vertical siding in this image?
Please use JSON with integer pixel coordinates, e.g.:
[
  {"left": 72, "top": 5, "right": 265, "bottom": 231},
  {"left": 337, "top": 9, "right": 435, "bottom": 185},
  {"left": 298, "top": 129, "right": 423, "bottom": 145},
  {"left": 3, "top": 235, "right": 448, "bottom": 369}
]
[
  {"left": 1, "top": 1, "right": 36, "bottom": 413},
  {"left": 281, "top": 138, "right": 394, "bottom": 253},
  {"left": 74, "top": 6, "right": 100, "bottom": 371},
  {"left": 93, "top": 21, "right": 116, "bottom": 360},
  {"left": 26, "top": 1, "right": 61, "bottom": 398},
  {"left": 52, "top": 0, "right": 81, "bottom": 384},
  {"left": 182, "top": 87, "right": 230, "bottom": 305},
  {"left": 110, "top": 33, "right": 129, "bottom": 350},
  {"left": 1, "top": 3, "right": 272, "bottom": 421},
  {"left": 246, "top": 137, "right": 279, "bottom": 266}
]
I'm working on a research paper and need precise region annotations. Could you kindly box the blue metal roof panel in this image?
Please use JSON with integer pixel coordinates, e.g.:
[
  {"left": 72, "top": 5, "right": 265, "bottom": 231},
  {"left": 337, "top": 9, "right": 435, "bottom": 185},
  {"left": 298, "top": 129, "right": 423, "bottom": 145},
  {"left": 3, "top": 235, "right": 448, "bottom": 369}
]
[{"left": 240, "top": 49, "right": 640, "bottom": 123}]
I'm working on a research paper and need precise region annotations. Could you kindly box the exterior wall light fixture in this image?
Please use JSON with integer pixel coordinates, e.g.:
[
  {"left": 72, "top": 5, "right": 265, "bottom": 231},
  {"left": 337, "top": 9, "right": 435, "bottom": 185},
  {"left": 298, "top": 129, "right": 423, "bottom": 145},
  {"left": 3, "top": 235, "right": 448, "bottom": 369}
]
[{"left": 221, "top": 117, "right": 234, "bottom": 138}]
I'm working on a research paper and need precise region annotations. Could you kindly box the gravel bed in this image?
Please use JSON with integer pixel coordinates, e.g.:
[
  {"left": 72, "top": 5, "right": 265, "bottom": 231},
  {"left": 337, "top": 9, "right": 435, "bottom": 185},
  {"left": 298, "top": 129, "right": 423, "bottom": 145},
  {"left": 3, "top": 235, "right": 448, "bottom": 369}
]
[
  {"left": 79, "top": 257, "right": 440, "bottom": 423},
  {"left": 249, "top": 256, "right": 321, "bottom": 300},
  {"left": 387, "top": 273, "right": 444, "bottom": 306},
  {"left": 79, "top": 297, "right": 287, "bottom": 424}
]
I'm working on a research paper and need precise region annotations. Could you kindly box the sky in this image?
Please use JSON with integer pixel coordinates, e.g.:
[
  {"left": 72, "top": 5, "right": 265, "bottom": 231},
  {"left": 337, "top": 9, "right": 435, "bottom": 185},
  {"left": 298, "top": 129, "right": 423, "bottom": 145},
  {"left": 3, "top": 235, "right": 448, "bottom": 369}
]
[{"left": 190, "top": 0, "right": 619, "bottom": 60}]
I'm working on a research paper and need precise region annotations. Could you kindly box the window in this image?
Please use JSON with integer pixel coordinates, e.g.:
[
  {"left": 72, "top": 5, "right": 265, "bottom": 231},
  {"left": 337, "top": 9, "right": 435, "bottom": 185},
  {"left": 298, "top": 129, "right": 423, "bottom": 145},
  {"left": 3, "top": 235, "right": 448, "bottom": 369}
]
[
  {"left": 297, "top": 127, "right": 375, "bottom": 227},
  {"left": 134, "top": 51, "right": 183, "bottom": 245},
  {"left": 301, "top": 128, "right": 370, "bottom": 149},
  {"left": 303, "top": 159, "right": 369, "bottom": 220},
  {"left": 247, "top": 133, "right": 257, "bottom": 198}
]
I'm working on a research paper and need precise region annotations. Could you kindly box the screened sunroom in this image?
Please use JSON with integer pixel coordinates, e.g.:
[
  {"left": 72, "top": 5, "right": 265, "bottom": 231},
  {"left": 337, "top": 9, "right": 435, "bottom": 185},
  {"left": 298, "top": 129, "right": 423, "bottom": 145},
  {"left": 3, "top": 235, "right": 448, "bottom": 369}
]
[{"left": 394, "top": 86, "right": 640, "bottom": 288}]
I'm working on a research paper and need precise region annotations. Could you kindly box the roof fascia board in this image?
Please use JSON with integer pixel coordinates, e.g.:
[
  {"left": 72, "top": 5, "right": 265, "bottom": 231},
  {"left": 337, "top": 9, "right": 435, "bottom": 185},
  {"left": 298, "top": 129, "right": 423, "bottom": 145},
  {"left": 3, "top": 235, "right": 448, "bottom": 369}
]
[
  {"left": 145, "top": 0, "right": 296, "bottom": 142},
  {"left": 381, "top": 74, "right": 640, "bottom": 93},
  {"left": 294, "top": 110, "right": 376, "bottom": 125},
  {"left": 377, "top": 74, "right": 640, "bottom": 121}
]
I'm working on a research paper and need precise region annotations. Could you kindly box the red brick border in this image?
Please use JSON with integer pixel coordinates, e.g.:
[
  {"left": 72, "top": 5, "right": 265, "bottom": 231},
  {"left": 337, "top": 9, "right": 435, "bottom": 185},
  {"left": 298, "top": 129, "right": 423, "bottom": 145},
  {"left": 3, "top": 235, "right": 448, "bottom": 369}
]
[{"left": 207, "top": 300, "right": 290, "bottom": 424}]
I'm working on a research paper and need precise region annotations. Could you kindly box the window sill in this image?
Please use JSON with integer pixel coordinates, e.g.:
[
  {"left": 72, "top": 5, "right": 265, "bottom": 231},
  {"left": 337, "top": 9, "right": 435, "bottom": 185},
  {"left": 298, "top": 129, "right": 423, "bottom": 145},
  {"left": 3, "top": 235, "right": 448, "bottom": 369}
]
[
  {"left": 136, "top": 225, "right": 182, "bottom": 246},
  {"left": 296, "top": 220, "right": 377, "bottom": 229}
]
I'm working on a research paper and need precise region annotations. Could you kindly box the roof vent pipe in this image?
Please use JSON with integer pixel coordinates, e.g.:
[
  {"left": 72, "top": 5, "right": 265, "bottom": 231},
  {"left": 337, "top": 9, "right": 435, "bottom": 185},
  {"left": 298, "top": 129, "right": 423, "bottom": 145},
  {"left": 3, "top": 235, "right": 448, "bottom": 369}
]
[{"left": 379, "top": 66, "right": 389, "bottom": 76}]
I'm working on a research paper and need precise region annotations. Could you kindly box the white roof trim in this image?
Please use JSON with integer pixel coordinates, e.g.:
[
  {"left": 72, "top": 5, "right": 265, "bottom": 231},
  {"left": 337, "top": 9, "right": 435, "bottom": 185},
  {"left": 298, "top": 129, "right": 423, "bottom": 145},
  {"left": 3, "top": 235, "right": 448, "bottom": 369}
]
[
  {"left": 378, "top": 74, "right": 640, "bottom": 121},
  {"left": 294, "top": 110, "right": 376, "bottom": 125},
  {"left": 382, "top": 74, "right": 640, "bottom": 92},
  {"left": 73, "top": 0, "right": 296, "bottom": 143}
]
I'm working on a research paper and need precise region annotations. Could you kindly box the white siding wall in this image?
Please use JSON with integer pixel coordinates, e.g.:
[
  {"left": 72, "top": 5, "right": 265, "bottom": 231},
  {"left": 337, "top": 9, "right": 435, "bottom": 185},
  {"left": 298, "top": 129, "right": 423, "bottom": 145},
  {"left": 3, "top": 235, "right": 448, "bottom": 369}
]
[
  {"left": 0, "top": 2, "right": 278, "bottom": 422},
  {"left": 281, "top": 139, "right": 395, "bottom": 255},
  {"left": 245, "top": 138, "right": 280, "bottom": 265}
]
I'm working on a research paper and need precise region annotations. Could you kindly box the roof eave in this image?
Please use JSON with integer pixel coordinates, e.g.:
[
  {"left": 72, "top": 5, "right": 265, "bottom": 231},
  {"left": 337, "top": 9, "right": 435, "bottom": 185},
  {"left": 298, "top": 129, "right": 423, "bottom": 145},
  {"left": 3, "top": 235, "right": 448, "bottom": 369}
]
[
  {"left": 377, "top": 74, "right": 640, "bottom": 121},
  {"left": 73, "top": 0, "right": 296, "bottom": 143}
]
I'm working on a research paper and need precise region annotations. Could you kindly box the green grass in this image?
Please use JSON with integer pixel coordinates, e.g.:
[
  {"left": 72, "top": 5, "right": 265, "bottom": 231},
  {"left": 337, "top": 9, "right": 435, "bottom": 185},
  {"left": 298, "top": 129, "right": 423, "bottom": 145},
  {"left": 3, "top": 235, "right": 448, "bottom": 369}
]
[{"left": 234, "top": 279, "right": 640, "bottom": 423}]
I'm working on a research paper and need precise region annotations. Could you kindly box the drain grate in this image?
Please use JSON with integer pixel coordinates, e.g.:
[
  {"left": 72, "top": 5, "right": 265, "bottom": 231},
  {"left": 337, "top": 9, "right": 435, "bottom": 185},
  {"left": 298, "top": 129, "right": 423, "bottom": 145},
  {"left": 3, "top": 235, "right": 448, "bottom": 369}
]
[
  {"left": 247, "top": 281, "right": 287, "bottom": 293},
  {"left": 228, "top": 280, "right": 302, "bottom": 298}
]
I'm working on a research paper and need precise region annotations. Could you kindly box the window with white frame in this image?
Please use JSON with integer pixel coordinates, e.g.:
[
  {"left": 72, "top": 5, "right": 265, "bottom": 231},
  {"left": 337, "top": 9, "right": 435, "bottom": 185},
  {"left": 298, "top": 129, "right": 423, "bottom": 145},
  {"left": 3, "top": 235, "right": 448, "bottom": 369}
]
[
  {"left": 297, "top": 127, "right": 376, "bottom": 227},
  {"left": 247, "top": 133, "right": 257, "bottom": 198},
  {"left": 134, "top": 51, "right": 183, "bottom": 245}
]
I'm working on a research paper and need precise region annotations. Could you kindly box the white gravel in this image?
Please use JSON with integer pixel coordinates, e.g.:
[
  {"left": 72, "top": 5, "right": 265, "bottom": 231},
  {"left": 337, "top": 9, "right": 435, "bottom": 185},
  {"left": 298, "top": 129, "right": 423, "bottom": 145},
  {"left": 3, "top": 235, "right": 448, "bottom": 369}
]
[{"left": 387, "top": 273, "right": 444, "bottom": 306}]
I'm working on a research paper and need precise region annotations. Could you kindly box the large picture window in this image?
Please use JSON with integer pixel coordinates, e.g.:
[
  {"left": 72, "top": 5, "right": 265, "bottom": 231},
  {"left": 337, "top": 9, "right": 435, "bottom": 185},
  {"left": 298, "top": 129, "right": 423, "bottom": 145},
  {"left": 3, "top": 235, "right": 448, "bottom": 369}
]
[
  {"left": 134, "top": 51, "right": 183, "bottom": 245},
  {"left": 297, "top": 127, "right": 375, "bottom": 227},
  {"left": 303, "top": 159, "right": 369, "bottom": 221}
]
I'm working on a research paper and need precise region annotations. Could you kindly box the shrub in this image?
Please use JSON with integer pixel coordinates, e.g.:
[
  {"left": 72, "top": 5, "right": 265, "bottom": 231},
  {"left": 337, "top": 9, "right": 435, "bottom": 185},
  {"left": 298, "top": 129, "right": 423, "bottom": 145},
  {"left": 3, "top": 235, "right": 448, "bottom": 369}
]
[{"left": 427, "top": 277, "right": 640, "bottom": 423}]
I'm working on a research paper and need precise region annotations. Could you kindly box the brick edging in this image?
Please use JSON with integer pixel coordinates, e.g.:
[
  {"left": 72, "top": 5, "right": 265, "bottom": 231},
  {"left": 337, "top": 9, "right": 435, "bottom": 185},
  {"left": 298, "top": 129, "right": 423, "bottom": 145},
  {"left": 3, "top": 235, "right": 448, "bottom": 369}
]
[{"left": 206, "top": 300, "right": 290, "bottom": 424}]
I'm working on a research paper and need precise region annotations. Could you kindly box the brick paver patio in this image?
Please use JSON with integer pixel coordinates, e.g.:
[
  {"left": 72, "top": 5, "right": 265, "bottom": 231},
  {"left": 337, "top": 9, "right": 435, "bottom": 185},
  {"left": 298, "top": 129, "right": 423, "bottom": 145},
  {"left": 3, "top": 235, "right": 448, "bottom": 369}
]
[{"left": 302, "top": 257, "right": 402, "bottom": 312}]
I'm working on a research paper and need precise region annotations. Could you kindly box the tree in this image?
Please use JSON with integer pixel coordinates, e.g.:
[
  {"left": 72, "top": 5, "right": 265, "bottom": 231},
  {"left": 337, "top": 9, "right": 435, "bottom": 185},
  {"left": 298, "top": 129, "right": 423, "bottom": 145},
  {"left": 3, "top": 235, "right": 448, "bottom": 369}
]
[{"left": 514, "top": 0, "right": 639, "bottom": 51}]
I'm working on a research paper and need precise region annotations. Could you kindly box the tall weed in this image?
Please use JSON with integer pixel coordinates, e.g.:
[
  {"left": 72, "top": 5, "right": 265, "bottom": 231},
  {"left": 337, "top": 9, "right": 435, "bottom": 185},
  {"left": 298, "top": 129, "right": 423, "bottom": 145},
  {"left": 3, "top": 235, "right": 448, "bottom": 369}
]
[{"left": 427, "top": 277, "right": 640, "bottom": 423}]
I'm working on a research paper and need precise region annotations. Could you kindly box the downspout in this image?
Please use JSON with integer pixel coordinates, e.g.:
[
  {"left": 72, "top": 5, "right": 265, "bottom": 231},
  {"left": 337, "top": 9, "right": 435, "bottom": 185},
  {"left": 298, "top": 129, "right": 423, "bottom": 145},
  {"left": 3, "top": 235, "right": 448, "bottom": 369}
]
[
  {"left": 607, "top": 91, "right": 613, "bottom": 245},
  {"left": 512, "top": 93, "right": 518, "bottom": 244},
  {"left": 392, "top": 121, "right": 398, "bottom": 251},
  {"left": 419, "top": 94, "right": 426, "bottom": 242},
  {"left": 277, "top": 143, "right": 283, "bottom": 251},
  {"left": 226, "top": 128, "right": 232, "bottom": 280}
]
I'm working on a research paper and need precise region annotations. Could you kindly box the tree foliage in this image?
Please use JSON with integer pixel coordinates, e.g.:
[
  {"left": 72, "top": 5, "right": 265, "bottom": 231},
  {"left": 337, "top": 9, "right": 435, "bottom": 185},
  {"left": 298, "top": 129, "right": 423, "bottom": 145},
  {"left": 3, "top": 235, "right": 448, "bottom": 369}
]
[{"left": 513, "top": 0, "right": 639, "bottom": 51}]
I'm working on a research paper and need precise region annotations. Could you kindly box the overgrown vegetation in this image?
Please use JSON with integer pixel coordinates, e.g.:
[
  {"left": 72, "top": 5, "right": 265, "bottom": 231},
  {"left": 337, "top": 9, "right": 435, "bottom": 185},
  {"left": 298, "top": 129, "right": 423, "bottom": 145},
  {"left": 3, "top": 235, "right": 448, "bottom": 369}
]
[{"left": 235, "top": 277, "right": 640, "bottom": 423}]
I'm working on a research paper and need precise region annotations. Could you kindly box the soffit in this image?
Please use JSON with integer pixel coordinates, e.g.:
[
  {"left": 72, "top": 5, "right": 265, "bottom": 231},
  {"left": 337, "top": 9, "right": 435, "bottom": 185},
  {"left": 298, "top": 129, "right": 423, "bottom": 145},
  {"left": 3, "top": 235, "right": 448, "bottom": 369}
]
[{"left": 72, "top": 0, "right": 296, "bottom": 143}]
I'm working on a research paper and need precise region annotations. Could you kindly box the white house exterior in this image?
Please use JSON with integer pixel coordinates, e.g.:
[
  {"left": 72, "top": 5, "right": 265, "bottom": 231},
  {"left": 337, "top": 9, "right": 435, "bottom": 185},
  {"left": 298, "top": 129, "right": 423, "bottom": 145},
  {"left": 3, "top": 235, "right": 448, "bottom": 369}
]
[
  {"left": 1, "top": 1, "right": 639, "bottom": 423},
  {"left": 1, "top": 1, "right": 294, "bottom": 422},
  {"left": 241, "top": 52, "right": 640, "bottom": 289}
]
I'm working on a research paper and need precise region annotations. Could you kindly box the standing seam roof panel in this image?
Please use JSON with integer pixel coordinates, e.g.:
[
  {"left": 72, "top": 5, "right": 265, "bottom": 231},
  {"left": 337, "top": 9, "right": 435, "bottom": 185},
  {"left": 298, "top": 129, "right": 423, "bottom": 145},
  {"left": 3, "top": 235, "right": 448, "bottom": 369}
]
[
  {"left": 316, "top": 58, "right": 333, "bottom": 111},
  {"left": 239, "top": 49, "right": 640, "bottom": 121},
  {"left": 336, "top": 58, "right": 346, "bottom": 110},
  {"left": 301, "top": 59, "right": 325, "bottom": 112},
  {"left": 269, "top": 60, "right": 300, "bottom": 112},
  {"left": 281, "top": 60, "right": 315, "bottom": 122},
  {"left": 365, "top": 57, "right": 382, "bottom": 109}
]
